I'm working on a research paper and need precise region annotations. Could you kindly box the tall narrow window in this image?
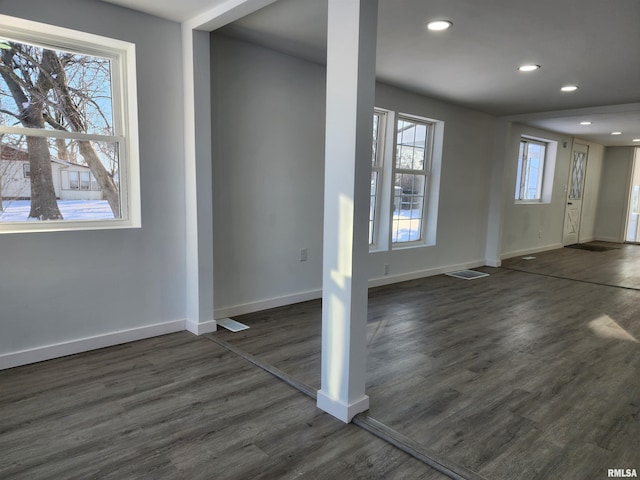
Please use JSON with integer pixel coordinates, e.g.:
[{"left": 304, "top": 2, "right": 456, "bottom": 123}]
[
  {"left": 516, "top": 139, "right": 546, "bottom": 201},
  {"left": 0, "top": 14, "right": 139, "bottom": 233},
  {"left": 369, "top": 110, "right": 385, "bottom": 245},
  {"left": 392, "top": 116, "right": 431, "bottom": 243}
]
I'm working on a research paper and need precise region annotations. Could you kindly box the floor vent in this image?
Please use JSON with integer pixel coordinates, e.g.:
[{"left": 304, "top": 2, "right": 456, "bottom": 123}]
[
  {"left": 445, "top": 270, "right": 490, "bottom": 280},
  {"left": 217, "top": 318, "right": 250, "bottom": 332}
]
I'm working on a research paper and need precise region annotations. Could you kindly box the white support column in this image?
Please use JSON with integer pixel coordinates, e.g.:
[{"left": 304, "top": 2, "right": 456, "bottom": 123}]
[
  {"left": 485, "top": 119, "right": 512, "bottom": 267},
  {"left": 183, "top": 27, "right": 216, "bottom": 335},
  {"left": 317, "top": 0, "right": 378, "bottom": 423}
]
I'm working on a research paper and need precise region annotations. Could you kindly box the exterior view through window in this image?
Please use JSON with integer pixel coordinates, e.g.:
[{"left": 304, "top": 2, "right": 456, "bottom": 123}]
[
  {"left": 516, "top": 139, "right": 546, "bottom": 201},
  {"left": 393, "top": 116, "right": 430, "bottom": 243},
  {"left": 0, "top": 16, "right": 138, "bottom": 233}
]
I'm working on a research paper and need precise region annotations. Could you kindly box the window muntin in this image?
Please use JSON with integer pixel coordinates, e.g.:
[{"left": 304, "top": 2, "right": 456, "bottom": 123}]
[
  {"left": 516, "top": 139, "right": 546, "bottom": 201},
  {"left": 0, "top": 14, "right": 139, "bottom": 233},
  {"left": 369, "top": 110, "right": 384, "bottom": 245},
  {"left": 392, "top": 116, "right": 431, "bottom": 244}
]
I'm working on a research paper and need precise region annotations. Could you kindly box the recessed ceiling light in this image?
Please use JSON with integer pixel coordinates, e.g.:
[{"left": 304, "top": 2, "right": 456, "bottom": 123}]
[
  {"left": 518, "top": 64, "right": 540, "bottom": 72},
  {"left": 580, "top": 121, "right": 592, "bottom": 125},
  {"left": 561, "top": 85, "right": 579, "bottom": 92},
  {"left": 611, "top": 131, "right": 623, "bottom": 135},
  {"left": 426, "top": 20, "right": 453, "bottom": 31},
  {"left": 633, "top": 139, "right": 640, "bottom": 142}
]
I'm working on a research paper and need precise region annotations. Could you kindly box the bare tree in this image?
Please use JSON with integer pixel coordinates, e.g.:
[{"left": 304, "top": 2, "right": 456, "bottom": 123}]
[
  {"left": 0, "top": 46, "right": 62, "bottom": 220},
  {"left": 0, "top": 40, "right": 119, "bottom": 219}
]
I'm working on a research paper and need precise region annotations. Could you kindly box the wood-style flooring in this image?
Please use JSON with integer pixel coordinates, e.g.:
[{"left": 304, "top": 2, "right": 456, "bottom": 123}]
[
  {"left": 0, "top": 333, "right": 449, "bottom": 479},
  {"left": 217, "top": 243, "right": 640, "bottom": 480}
]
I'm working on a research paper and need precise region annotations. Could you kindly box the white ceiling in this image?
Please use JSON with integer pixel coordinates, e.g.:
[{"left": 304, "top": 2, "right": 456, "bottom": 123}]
[{"left": 101, "top": 0, "right": 640, "bottom": 147}]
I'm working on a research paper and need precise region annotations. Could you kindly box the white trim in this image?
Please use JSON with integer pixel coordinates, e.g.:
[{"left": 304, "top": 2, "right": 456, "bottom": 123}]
[
  {"left": 368, "top": 260, "right": 487, "bottom": 288},
  {"left": 214, "top": 288, "right": 323, "bottom": 319},
  {"left": 595, "top": 235, "right": 623, "bottom": 243},
  {"left": 214, "top": 261, "right": 490, "bottom": 318},
  {"left": 500, "top": 243, "right": 563, "bottom": 260},
  {"left": 0, "top": 319, "right": 185, "bottom": 371},
  {"left": 185, "top": 319, "right": 217, "bottom": 335},
  {"left": 317, "top": 390, "right": 370, "bottom": 423}
]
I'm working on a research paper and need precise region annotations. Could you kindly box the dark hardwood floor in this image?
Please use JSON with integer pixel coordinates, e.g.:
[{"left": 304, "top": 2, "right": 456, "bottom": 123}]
[
  {"left": 0, "top": 333, "right": 449, "bottom": 479},
  {"left": 2, "top": 243, "right": 638, "bottom": 479},
  {"left": 217, "top": 243, "right": 640, "bottom": 480}
]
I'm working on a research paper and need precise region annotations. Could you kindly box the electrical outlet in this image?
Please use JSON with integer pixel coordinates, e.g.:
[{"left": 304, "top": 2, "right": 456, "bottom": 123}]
[
  {"left": 300, "top": 248, "right": 308, "bottom": 262},
  {"left": 538, "top": 230, "right": 542, "bottom": 239},
  {"left": 384, "top": 264, "right": 390, "bottom": 275}
]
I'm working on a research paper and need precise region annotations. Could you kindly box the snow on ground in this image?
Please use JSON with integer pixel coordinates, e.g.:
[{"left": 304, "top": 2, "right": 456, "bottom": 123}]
[
  {"left": 393, "top": 208, "right": 422, "bottom": 243},
  {"left": 0, "top": 200, "right": 114, "bottom": 222}
]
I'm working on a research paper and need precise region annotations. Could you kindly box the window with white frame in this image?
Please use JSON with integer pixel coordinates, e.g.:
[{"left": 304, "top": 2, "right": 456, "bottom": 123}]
[
  {"left": 0, "top": 14, "right": 139, "bottom": 232},
  {"left": 392, "top": 116, "right": 431, "bottom": 243},
  {"left": 369, "top": 110, "right": 441, "bottom": 250},
  {"left": 369, "top": 110, "right": 385, "bottom": 245},
  {"left": 515, "top": 138, "right": 546, "bottom": 201}
]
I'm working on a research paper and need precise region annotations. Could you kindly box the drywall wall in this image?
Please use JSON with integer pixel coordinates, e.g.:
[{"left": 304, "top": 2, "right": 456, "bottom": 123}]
[
  {"left": 0, "top": 0, "right": 186, "bottom": 364},
  {"left": 595, "top": 146, "right": 635, "bottom": 242},
  {"left": 577, "top": 140, "right": 605, "bottom": 242},
  {"left": 500, "top": 124, "right": 573, "bottom": 258},
  {"left": 211, "top": 35, "right": 326, "bottom": 315},
  {"left": 370, "top": 83, "right": 495, "bottom": 281},
  {"left": 211, "top": 34, "right": 496, "bottom": 316}
]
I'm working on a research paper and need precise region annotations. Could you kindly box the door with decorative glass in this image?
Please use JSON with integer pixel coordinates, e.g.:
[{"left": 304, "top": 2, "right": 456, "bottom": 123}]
[{"left": 563, "top": 143, "right": 589, "bottom": 245}]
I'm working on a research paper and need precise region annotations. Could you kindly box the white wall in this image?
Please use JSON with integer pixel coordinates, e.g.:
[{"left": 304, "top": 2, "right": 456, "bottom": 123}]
[
  {"left": 0, "top": 0, "right": 186, "bottom": 367},
  {"left": 370, "top": 83, "right": 495, "bottom": 282},
  {"left": 577, "top": 140, "right": 605, "bottom": 243},
  {"left": 500, "top": 124, "right": 573, "bottom": 257},
  {"left": 595, "top": 146, "right": 635, "bottom": 242},
  {"left": 211, "top": 34, "right": 496, "bottom": 316},
  {"left": 211, "top": 35, "right": 326, "bottom": 315}
]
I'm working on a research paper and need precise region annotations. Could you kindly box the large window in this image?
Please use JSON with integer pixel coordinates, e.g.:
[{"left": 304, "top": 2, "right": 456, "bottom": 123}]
[
  {"left": 515, "top": 139, "right": 546, "bottom": 201},
  {"left": 0, "top": 15, "right": 139, "bottom": 233},
  {"left": 392, "top": 116, "right": 431, "bottom": 243},
  {"left": 369, "top": 109, "right": 442, "bottom": 250}
]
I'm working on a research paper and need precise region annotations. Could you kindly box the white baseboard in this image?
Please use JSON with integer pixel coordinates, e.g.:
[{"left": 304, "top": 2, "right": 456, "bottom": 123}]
[
  {"left": 185, "top": 319, "right": 217, "bottom": 335},
  {"left": 0, "top": 319, "right": 186, "bottom": 371},
  {"left": 317, "top": 390, "right": 370, "bottom": 423},
  {"left": 485, "top": 258, "right": 502, "bottom": 267},
  {"left": 214, "top": 288, "right": 322, "bottom": 319},
  {"left": 214, "top": 261, "right": 491, "bottom": 319},
  {"left": 501, "top": 243, "right": 563, "bottom": 260},
  {"left": 368, "top": 259, "right": 487, "bottom": 288},
  {"left": 594, "top": 235, "right": 623, "bottom": 243}
]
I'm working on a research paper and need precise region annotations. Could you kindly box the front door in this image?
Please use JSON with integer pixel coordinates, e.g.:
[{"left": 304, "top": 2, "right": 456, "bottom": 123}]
[{"left": 563, "top": 143, "right": 589, "bottom": 245}]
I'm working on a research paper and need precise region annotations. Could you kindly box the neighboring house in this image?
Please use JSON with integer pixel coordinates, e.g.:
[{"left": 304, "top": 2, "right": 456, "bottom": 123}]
[{"left": 0, "top": 144, "right": 103, "bottom": 201}]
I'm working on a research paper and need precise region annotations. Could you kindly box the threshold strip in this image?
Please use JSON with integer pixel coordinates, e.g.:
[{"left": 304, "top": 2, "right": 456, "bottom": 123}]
[
  {"left": 204, "top": 334, "right": 485, "bottom": 480},
  {"left": 500, "top": 266, "right": 640, "bottom": 292}
]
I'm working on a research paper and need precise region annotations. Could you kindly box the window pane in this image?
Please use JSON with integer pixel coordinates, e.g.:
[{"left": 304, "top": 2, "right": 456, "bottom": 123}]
[
  {"left": 516, "top": 140, "right": 545, "bottom": 201},
  {"left": 372, "top": 113, "right": 379, "bottom": 166},
  {"left": 0, "top": 39, "right": 114, "bottom": 136},
  {"left": 69, "top": 171, "right": 80, "bottom": 190},
  {"left": 0, "top": 134, "right": 119, "bottom": 222},
  {"left": 369, "top": 171, "right": 378, "bottom": 245},
  {"left": 396, "top": 118, "right": 428, "bottom": 171},
  {"left": 79, "top": 171, "right": 91, "bottom": 190},
  {"left": 392, "top": 173, "right": 425, "bottom": 243}
]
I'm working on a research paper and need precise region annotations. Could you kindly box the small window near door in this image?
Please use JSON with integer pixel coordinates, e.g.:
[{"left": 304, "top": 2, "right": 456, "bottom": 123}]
[{"left": 515, "top": 139, "right": 547, "bottom": 201}]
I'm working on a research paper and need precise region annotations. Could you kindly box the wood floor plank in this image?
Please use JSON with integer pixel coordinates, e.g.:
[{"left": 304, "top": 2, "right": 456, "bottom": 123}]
[
  {"left": 0, "top": 332, "right": 449, "bottom": 480},
  {"left": 218, "top": 244, "right": 640, "bottom": 480}
]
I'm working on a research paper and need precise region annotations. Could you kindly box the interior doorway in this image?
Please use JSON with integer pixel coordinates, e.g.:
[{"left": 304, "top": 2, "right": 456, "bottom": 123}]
[
  {"left": 624, "top": 147, "right": 640, "bottom": 243},
  {"left": 562, "top": 143, "right": 589, "bottom": 246}
]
